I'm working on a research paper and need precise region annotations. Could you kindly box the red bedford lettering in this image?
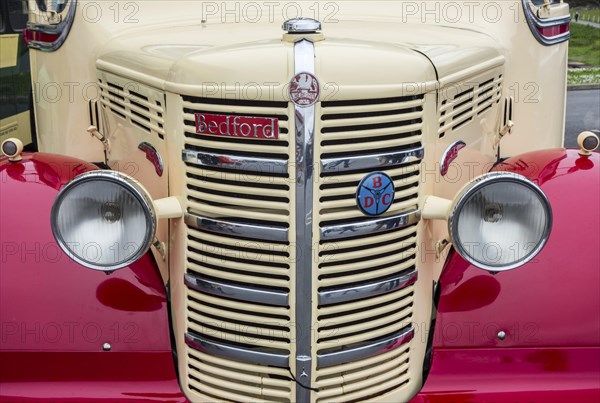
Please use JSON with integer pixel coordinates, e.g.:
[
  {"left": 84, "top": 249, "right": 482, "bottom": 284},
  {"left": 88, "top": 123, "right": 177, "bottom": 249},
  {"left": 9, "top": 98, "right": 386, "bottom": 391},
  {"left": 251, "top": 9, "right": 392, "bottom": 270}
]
[
  {"left": 372, "top": 176, "right": 383, "bottom": 188},
  {"left": 382, "top": 193, "right": 392, "bottom": 205},
  {"left": 364, "top": 196, "right": 375, "bottom": 208}
]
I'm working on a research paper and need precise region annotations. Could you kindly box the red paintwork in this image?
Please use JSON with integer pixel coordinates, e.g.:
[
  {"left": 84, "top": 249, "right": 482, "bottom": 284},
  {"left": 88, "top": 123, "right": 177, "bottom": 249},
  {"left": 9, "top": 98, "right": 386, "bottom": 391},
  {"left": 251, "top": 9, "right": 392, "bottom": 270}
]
[
  {"left": 0, "top": 154, "right": 186, "bottom": 402},
  {"left": 413, "top": 149, "right": 600, "bottom": 402}
]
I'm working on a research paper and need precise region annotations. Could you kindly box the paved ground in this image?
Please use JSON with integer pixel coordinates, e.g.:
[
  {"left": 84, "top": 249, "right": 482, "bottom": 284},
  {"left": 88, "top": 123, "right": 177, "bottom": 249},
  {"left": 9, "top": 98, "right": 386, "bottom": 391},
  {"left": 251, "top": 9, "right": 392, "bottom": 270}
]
[
  {"left": 565, "top": 89, "right": 600, "bottom": 148},
  {"left": 572, "top": 20, "right": 600, "bottom": 28}
]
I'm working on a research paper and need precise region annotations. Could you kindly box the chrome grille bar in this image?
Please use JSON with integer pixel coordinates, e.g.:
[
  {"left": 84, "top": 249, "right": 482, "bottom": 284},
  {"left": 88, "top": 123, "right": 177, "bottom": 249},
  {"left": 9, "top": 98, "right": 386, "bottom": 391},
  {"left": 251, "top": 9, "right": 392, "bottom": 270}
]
[
  {"left": 320, "top": 210, "right": 420, "bottom": 241},
  {"left": 185, "top": 273, "right": 289, "bottom": 307},
  {"left": 321, "top": 146, "right": 424, "bottom": 174},
  {"left": 317, "top": 326, "right": 414, "bottom": 368},
  {"left": 318, "top": 269, "right": 417, "bottom": 306},
  {"left": 294, "top": 38, "right": 316, "bottom": 402},
  {"left": 185, "top": 332, "right": 290, "bottom": 368},
  {"left": 184, "top": 213, "right": 288, "bottom": 243},
  {"left": 183, "top": 149, "right": 288, "bottom": 174}
]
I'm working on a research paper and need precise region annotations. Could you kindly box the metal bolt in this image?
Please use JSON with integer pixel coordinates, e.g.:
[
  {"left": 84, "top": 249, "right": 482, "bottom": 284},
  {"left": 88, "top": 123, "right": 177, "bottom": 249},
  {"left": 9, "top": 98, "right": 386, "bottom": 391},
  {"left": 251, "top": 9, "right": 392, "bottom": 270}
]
[
  {"left": 497, "top": 331, "right": 506, "bottom": 341},
  {"left": 102, "top": 342, "right": 112, "bottom": 351}
]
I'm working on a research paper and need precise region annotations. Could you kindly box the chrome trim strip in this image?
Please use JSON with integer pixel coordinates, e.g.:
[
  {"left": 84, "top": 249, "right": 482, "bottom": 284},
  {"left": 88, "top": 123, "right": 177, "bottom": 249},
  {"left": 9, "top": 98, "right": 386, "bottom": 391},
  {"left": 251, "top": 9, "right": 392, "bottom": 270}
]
[
  {"left": 184, "top": 213, "right": 289, "bottom": 243},
  {"left": 294, "top": 38, "right": 316, "bottom": 402},
  {"left": 27, "top": 0, "right": 77, "bottom": 52},
  {"left": 522, "top": 0, "right": 570, "bottom": 45},
  {"left": 320, "top": 210, "right": 420, "bottom": 241},
  {"left": 439, "top": 141, "right": 466, "bottom": 177},
  {"left": 317, "top": 326, "right": 414, "bottom": 368},
  {"left": 182, "top": 149, "right": 288, "bottom": 175},
  {"left": 185, "top": 273, "right": 289, "bottom": 307},
  {"left": 139, "top": 142, "right": 164, "bottom": 177},
  {"left": 321, "top": 146, "right": 424, "bottom": 174},
  {"left": 318, "top": 269, "right": 418, "bottom": 306},
  {"left": 185, "top": 332, "right": 290, "bottom": 368}
]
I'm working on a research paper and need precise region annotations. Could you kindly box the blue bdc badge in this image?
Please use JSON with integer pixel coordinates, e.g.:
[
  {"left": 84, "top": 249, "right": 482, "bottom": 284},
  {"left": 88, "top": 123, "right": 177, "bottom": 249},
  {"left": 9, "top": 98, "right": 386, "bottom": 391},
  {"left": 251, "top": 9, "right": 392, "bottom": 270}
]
[{"left": 356, "top": 172, "right": 395, "bottom": 216}]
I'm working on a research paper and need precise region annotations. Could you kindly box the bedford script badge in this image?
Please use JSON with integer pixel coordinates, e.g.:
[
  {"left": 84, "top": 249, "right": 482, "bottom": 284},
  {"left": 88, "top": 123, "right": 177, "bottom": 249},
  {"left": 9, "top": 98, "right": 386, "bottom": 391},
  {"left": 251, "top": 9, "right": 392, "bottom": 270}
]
[
  {"left": 356, "top": 172, "right": 395, "bottom": 216},
  {"left": 289, "top": 72, "right": 319, "bottom": 107},
  {"left": 195, "top": 113, "right": 279, "bottom": 140}
]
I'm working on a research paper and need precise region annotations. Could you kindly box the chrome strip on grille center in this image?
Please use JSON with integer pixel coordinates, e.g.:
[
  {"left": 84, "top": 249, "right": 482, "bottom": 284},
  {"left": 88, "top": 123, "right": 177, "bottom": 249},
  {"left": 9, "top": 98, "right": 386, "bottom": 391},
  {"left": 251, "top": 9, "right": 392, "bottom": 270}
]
[
  {"left": 320, "top": 210, "right": 420, "bottom": 241},
  {"left": 185, "top": 213, "right": 289, "bottom": 243},
  {"left": 318, "top": 269, "right": 418, "bottom": 306},
  {"left": 321, "top": 146, "right": 424, "bottom": 173},
  {"left": 185, "top": 273, "right": 289, "bottom": 307},
  {"left": 317, "top": 326, "right": 414, "bottom": 368},
  {"left": 183, "top": 149, "right": 288, "bottom": 174},
  {"left": 185, "top": 332, "right": 290, "bottom": 367},
  {"left": 294, "top": 38, "right": 316, "bottom": 402}
]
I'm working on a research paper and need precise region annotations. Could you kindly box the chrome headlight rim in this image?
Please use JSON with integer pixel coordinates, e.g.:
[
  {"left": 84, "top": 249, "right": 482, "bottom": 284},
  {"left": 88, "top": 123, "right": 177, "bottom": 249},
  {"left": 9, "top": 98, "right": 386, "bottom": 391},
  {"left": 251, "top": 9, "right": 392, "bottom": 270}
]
[
  {"left": 448, "top": 171, "right": 553, "bottom": 272},
  {"left": 50, "top": 170, "right": 156, "bottom": 271}
]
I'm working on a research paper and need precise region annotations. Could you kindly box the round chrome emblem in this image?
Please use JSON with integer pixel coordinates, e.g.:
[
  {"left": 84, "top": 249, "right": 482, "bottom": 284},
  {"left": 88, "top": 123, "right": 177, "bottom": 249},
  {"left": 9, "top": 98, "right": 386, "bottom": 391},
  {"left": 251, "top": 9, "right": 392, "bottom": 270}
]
[
  {"left": 289, "top": 72, "right": 319, "bottom": 107},
  {"left": 356, "top": 172, "right": 395, "bottom": 216}
]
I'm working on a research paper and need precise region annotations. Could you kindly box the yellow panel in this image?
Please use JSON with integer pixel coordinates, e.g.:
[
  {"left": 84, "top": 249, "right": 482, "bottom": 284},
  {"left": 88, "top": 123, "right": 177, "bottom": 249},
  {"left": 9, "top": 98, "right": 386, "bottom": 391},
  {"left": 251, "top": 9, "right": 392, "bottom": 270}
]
[{"left": 0, "top": 34, "right": 19, "bottom": 68}]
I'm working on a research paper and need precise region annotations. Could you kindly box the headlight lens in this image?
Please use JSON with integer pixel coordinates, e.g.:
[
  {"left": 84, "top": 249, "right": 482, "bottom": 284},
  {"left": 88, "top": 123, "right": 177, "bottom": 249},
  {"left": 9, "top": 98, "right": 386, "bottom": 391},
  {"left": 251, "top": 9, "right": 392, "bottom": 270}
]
[
  {"left": 449, "top": 172, "right": 552, "bottom": 271},
  {"left": 51, "top": 171, "right": 156, "bottom": 271}
]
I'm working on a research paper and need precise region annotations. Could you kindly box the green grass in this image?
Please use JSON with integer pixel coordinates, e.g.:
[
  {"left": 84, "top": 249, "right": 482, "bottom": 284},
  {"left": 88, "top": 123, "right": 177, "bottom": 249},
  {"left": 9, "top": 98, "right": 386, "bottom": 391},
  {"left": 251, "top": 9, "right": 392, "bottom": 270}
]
[
  {"left": 568, "top": 67, "right": 600, "bottom": 84},
  {"left": 568, "top": 23, "right": 600, "bottom": 67}
]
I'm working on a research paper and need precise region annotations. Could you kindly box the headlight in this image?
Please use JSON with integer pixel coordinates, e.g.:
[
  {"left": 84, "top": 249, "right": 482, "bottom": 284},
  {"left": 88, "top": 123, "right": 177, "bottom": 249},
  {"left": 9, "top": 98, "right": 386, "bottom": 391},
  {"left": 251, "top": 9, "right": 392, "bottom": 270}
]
[
  {"left": 449, "top": 172, "right": 552, "bottom": 271},
  {"left": 51, "top": 171, "right": 156, "bottom": 271}
]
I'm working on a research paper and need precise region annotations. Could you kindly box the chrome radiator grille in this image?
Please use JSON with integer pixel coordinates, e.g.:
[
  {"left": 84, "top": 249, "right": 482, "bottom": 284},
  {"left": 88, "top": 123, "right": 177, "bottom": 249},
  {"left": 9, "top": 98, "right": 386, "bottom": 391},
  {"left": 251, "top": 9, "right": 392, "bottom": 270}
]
[
  {"left": 181, "top": 93, "right": 424, "bottom": 402},
  {"left": 181, "top": 95, "right": 295, "bottom": 402},
  {"left": 314, "top": 95, "right": 423, "bottom": 402}
]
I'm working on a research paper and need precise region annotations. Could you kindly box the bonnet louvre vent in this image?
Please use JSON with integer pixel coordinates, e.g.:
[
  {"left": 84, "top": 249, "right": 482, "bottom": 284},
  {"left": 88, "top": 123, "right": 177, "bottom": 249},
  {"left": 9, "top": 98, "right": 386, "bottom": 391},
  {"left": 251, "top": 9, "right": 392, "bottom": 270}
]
[
  {"left": 438, "top": 73, "right": 503, "bottom": 138},
  {"left": 97, "top": 72, "right": 166, "bottom": 140}
]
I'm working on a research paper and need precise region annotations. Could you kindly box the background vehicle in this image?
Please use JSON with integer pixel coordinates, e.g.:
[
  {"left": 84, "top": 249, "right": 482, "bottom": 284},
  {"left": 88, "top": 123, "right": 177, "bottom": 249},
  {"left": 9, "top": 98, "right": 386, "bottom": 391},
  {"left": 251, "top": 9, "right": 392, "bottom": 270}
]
[
  {"left": 0, "top": 0, "right": 34, "bottom": 152},
  {"left": 1, "top": 1, "right": 599, "bottom": 402}
]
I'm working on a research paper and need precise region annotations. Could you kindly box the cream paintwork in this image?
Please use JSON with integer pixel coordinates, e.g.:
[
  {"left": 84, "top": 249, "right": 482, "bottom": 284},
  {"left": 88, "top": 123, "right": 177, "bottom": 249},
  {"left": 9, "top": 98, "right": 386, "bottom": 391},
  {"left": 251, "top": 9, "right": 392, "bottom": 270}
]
[
  {"left": 154, "top": 196, "right": 183, "bottom": 219},
  {"left": 422, "top": 196, "right": 453, "bottom": 221},
  {"left": 27, "top": 1, "right": 571, "bottom": 401},
  {"left": 29, "top": 1, "right": 568, "bottom": 157}
]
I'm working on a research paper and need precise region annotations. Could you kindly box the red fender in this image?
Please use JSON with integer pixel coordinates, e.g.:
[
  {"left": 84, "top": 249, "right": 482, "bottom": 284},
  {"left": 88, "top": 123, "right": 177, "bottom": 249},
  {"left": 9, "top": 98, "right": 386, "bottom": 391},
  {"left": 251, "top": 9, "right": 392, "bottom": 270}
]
[
  {"left": 413, "top": 149, "right": 600, "bottom": 402},
  {"left": 0, "top": 153, "right": 186, "bottom": 402}
]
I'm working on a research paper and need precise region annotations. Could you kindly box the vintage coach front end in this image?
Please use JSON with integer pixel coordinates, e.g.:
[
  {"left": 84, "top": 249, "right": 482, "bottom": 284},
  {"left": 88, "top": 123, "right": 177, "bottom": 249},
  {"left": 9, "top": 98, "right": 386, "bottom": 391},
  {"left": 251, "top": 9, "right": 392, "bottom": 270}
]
[
  {"left": 4, "top": 1, "right": 597, "bottom": 402},
  {"left": 149, "top": 22, "right": 441, "bottom": 401}
]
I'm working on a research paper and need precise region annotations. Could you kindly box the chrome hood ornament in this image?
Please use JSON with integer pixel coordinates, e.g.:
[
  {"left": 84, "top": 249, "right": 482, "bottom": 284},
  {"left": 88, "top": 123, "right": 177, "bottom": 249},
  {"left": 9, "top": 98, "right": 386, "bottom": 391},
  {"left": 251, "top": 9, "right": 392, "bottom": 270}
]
[{"left": 283, "top": 18, "right": 321, "bottom": 34}]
